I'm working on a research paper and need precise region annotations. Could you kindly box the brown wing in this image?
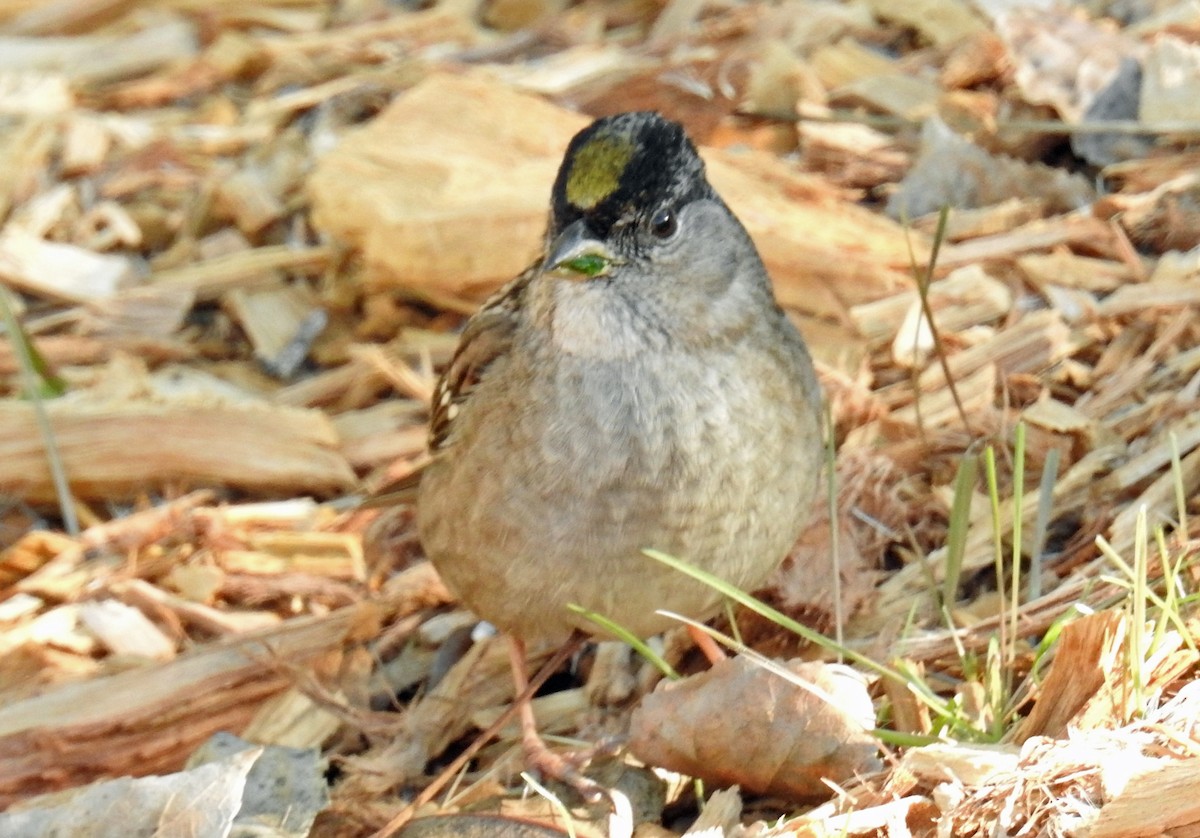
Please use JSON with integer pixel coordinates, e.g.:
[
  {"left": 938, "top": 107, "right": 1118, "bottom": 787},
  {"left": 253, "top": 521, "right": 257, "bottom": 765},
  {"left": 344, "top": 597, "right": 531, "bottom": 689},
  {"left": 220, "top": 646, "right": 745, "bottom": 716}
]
[
  {"left": 358, "top": 268, "right": 536, "bottom": 511},
  {"left": 428, "top": 267, "right": 535, "bottom": 453}
]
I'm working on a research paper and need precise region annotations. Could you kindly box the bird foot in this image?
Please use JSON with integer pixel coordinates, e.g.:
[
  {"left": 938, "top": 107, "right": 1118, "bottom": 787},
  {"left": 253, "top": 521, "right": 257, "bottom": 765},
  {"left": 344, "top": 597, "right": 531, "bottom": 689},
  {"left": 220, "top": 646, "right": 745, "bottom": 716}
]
[
  {"left": 509, "top": 634, "right": 619, "bottom": 804},
  {"left": 520, "top": 736, "right": 606, "bottom": 803}
]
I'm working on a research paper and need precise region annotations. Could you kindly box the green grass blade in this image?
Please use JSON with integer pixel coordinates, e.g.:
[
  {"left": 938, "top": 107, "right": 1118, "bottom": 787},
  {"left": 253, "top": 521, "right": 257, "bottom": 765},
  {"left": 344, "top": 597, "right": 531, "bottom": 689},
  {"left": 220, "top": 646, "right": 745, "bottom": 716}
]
[
  {"left": 567, "top": 603, "right": 679, "bottom": 680},
  {"left": 1009, "top": 423, "right": 1025, "bottom": 665},
  {"left": 983, "top": 446, "right": 1005, "bottom": 651},
  {"left": 1028, "top": 447, "right": 1060, "bottom": 601},
  {"left": 942, "top": 455, "right": 977, "bottom": 608},
  {"left": 642, "top": 549, "right": 954, "bottom": 719},
  {"left": 0, "top": 287, "right": 77, "bottom": 534}
]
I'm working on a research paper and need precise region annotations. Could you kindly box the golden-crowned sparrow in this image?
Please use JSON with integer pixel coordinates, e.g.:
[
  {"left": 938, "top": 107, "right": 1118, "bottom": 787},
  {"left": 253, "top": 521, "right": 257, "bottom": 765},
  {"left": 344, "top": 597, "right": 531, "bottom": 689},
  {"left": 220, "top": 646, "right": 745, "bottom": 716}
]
[{"left": 417, "top": 111, "right": 823, "bottom": 788}]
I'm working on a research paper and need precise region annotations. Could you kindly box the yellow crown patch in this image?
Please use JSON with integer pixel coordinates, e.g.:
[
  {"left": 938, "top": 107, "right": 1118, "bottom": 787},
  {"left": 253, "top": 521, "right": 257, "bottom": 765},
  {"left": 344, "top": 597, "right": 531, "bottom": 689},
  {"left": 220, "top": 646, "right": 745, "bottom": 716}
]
[{"left": 565, "top": 133, "right": 634, "bottom": 210}]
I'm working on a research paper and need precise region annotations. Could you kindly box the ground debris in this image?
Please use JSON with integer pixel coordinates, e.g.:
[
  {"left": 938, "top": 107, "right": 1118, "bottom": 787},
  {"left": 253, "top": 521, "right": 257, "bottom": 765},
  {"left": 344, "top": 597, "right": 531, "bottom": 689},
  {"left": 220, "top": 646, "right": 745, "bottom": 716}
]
[{"left": 0, "top": 1, "right": 1199, "bottom": 836}]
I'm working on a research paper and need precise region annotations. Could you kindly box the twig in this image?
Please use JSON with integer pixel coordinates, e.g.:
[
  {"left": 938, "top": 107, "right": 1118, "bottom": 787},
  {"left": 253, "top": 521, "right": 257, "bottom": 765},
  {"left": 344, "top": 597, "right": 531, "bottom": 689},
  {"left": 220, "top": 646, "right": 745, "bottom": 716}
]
[{"left": 371, "top": 631, "right": 589, "bottom": 838}]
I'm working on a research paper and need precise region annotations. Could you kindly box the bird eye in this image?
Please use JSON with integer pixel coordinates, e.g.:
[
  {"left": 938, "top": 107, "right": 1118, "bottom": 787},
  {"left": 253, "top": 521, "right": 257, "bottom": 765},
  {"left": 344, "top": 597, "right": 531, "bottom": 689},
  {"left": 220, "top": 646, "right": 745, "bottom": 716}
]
[{"left": 648, "top": 208, "right": 678, "bottom": 239}]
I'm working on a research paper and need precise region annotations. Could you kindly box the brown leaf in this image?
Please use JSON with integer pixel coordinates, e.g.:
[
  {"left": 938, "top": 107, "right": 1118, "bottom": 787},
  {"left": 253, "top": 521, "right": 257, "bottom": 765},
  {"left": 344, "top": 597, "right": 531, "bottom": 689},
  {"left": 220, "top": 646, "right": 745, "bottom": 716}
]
[{"left": 628, "top": 656, "right": 880, "bottom": 800}]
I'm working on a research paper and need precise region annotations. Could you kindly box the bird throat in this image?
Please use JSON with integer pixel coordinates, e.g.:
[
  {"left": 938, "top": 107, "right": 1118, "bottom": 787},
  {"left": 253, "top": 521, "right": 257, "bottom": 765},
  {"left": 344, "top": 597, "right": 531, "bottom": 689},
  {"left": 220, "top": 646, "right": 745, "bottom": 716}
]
[{"left": 545, "top": 280, "right": 659, "bottom": 360}]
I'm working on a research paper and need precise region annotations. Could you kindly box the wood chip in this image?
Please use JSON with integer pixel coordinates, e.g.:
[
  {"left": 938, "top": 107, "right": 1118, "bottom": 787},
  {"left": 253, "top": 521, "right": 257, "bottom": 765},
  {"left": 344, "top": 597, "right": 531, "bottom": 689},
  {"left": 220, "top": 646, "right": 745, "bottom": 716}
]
[
  {"left": 0, "top": 401, "right": 355, "bottom": 503},
  {"left": 0, "top": 606, "right": 369, "bottom": 806},
  {"left": 0, "top": 228, "right": 137, "bottom": 303}
]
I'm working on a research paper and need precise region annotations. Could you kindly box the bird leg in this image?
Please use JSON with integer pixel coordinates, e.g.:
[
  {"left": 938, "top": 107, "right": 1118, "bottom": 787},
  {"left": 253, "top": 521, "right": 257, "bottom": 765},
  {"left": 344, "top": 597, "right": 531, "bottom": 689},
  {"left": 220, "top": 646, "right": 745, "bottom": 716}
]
[
  {"left": 508, "top": 634, "right": 605, "bottom": 802},
  {"left": 686, "top": 623, "right": 727, "bottom": 665}
]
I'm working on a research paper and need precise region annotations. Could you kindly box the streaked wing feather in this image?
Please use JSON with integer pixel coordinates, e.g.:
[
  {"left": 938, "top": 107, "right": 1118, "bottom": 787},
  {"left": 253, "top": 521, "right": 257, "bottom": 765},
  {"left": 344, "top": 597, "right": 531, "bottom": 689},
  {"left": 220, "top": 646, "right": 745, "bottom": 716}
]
[{"left": 428, "top": 268, "right": 535, "bottom": 452}]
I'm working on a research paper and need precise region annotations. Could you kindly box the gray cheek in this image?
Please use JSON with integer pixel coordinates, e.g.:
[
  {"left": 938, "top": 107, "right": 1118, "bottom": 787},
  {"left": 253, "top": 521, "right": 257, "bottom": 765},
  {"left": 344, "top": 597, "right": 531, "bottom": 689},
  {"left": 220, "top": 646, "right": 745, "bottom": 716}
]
[{"left": 668, "top": 209, "right": 747, "bottom": 290}]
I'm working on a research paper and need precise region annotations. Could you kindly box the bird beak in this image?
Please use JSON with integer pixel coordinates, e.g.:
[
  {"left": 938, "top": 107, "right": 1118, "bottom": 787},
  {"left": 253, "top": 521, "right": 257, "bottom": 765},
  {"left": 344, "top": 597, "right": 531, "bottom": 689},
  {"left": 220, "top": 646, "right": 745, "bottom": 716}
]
[{"left": 545, "top": 219, "right": 617, "bottom": 280}]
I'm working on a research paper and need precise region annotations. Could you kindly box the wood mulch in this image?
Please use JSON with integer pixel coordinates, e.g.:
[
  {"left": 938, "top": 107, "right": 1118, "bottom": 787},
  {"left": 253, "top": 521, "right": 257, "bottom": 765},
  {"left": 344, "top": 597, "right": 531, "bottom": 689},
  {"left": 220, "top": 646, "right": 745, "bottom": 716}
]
[{"left": 1, "top": 1, "right": 1199, "bottom": 835}]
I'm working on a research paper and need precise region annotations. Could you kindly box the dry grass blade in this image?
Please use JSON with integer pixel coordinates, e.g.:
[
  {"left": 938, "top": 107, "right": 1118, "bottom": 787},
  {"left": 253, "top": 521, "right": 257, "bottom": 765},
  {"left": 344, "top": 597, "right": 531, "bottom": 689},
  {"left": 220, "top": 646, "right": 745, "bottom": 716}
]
[{"left": 908, "top": 205, "right": 972, "bottom": 435}]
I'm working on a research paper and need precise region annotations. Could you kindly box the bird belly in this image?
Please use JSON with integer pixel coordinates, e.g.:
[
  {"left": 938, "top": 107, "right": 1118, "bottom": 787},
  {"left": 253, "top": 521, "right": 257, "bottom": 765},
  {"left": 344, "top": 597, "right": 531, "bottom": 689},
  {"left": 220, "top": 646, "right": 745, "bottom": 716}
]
[{"left": 417, "top": 352, "right": 820, "bottom": 644}]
